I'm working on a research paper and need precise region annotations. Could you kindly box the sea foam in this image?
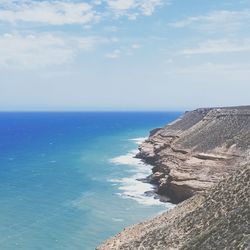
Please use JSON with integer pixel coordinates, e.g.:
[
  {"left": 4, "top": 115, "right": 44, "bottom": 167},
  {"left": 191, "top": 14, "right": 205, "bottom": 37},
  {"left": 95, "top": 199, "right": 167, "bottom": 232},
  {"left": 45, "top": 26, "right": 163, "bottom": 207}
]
[
  {"left": 109, "top": 138, "right": 167, "bottom": 206},
  {"left": 128, "top": 137, "right": 148, "bottom": 145}
]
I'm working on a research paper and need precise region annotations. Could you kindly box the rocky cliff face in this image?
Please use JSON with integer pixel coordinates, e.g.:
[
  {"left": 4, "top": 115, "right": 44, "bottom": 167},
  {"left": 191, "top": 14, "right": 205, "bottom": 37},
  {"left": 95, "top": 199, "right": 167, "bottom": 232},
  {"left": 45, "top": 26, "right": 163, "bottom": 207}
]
[
  {"left": 97, "top": 164, "right": 250, "bottom": 250},
  {"left": 97, "top": 106, "right": 250, "bottom": 249},
  {"left": 137, "top": 106, "right": 250, "bottom": 203}
]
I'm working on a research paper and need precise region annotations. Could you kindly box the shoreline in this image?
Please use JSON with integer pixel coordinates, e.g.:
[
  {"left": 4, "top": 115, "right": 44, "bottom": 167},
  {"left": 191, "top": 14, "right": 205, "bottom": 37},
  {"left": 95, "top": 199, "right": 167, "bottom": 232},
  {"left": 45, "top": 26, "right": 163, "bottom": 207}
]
[
  {"left": 109, "top": 137, "right": 174, "bottom": 206},
  {"left": 135, "top": 106, "right": 250, "bottom": 203},
  {"left": 97, "top": 105, "right": 250, "bottom": 249},
  {"left": 97, "top": 164, "right": 250, "bottom": 250}
]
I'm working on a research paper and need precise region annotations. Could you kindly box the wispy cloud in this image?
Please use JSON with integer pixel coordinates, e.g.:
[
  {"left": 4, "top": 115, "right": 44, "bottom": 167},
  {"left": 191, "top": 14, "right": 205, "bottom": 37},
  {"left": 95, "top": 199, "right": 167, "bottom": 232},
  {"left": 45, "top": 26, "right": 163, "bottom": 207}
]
[
  {"left": 107, "top": 0, "right": 135, "bottom": 11},
  {"left": 0, "top": 1, "right": 100, "bottom": 25},
  {"left": 180, "top": 39, "right": 250, "bottom": 55},
  {"left": 0, "top": 0, "right": 167, "bottom": 25},
  {"left": 169, "top": 9, "right": 250, "bottom": 33},
  {"left": 131, "top": 43, "right": 141, "bottom": 49},
  {"left": 0, "top": 33, "right": 104, "bottom": 69},
  {"left": 105, "top": 42, "right": 141, "bottom": 58},
  {"left": 167, "top": 62, "right": 250, "bottom": 76},
  {"left": 105, "top": 49, "right": 121, "bottom": 59},
  {"left": 106, "top": 0, "right": 165, "bottom": 19},
  {"left": 0, "top": 0, "right": 165, "bottom": 69}
]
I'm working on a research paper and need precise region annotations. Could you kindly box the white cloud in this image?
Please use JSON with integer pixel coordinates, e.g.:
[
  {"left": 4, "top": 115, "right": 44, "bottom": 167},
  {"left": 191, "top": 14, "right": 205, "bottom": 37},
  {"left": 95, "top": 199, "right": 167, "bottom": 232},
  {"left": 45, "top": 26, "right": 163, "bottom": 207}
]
[
  {"left": 164, "top": 58, "right": 173, "bottom": 64},
  {"left": 0, "top": 1, "right": 100, "bottom": 25},
  {"left": 180, "top": 39, "right": 250, "bottom": 55},
  {"left": 169, "top": 9, "right": 250, "bottom": 33},
  {"left": 140, "top": 0, "right": 164, "bottom": 16},
  {"left": 0, "top": 0, "right": 167, "bottom": 25},
  {"left": 105, "top": 43, "right": 141, "bottom": 58},
  {"left": 104, "top": 25, "right": 119, "bottom": 32},
  {"left": 167, "top": 62, "right": 250, "bottom": 77},
  {"left": 105, "top": 49, "right": 121, "bottom": 59},
  {"left": 107, "top": 0, "right": 135, "bottom": 11},
  {"left": 0, "top": 33, "right": 101, "bottom": 69},
  {"left": 106, "top": 0, "right": 164, "bottom": 18},
  {"left": 131, "top": 43, "right": 141, "bottom": 49}
]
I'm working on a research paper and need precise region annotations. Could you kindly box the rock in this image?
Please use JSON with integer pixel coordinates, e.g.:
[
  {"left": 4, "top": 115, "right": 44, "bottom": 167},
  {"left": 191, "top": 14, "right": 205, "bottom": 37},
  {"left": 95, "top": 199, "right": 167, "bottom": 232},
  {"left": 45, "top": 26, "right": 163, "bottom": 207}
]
[
  {"left": 149, "top": 172, "right": 165, "bottom": 184},
  {"left": 158, "top": 177, "right": 169, "bottom": 194},
  {"left": 97, "top": 165, "right": 250, "bottom": 249},
  {"left": 137, "top": 106, "right": 250, "bottom": 203},
  {"left": 149, "top": 128, "right": 162, "bottom": 137},
  {"left": 97, "top": 106, "right": 250, "bottom": 249}
]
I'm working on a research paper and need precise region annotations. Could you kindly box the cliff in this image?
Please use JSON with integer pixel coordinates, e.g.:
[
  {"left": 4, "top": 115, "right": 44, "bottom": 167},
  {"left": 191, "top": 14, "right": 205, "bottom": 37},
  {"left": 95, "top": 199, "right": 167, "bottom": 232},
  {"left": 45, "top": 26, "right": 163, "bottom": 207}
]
[
  {"left": 97, "top": 106, "right": 250, "bottom": 249},
  {"left": 97, "top": 164, "right": 250, "bottom": 249},
  {"left": 137, "top": 106, "right": 250, "bottom": 203}
]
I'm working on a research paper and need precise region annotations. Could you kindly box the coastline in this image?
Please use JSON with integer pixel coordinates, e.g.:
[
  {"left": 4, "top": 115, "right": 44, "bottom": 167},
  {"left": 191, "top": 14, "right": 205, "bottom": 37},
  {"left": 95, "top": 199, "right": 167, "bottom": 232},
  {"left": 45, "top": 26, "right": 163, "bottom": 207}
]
[
  {"left": 97, "top": 164, "right": 250, "bottom": 250},
  {"left": 97, "top": 106, "right": 250, "bottom": 249},
  {"left": 0, "top": 112, "right": 181, "bottom": 250},
  {"left": 135, "top": 106, "right": 250, "bottom": 203},
  {"left": 109, "top": 137, "right": 174, "bottom": 206}
]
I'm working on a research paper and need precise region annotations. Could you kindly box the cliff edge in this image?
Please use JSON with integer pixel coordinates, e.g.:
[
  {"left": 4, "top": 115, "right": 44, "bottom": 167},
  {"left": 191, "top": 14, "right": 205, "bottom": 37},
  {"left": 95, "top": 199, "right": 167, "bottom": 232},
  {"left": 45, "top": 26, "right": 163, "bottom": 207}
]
[
  {"left": 137, "top": 106, "right": 250, "bottom": 203},
  {"left": 97, "top": 164, "right": 250, "bottom": 250},
  {"left": 97, "top": 106, "right": 250, "bottom": 250}
]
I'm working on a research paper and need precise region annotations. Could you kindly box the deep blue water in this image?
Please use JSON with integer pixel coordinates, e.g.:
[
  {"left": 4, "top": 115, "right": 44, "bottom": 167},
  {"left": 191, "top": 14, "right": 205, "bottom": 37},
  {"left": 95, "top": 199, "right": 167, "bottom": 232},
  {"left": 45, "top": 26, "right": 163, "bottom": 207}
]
[{"left": 0, "top": 112, "right": 181, "bottom": 250}]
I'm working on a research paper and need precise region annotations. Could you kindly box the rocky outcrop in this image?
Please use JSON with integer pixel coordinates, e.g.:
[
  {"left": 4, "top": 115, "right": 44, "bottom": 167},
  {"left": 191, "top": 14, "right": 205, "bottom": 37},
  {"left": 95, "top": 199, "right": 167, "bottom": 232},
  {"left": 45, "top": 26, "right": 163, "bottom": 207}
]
[
  {"left": 97, "top": 164, "right": 250, "bottom": 250},
  {"left": 97, "top": 106, "right": 250, "bottom": 249},
  {"left": 137, "top": 106, "right": 250, "bottom": 203}
]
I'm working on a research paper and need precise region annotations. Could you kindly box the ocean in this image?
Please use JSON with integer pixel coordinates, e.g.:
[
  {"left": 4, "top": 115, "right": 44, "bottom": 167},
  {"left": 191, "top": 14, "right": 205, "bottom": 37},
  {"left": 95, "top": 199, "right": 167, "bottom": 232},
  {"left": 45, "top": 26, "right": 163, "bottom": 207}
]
[{"left": 0, "top": 112, "right": 181, "bottom": 250}]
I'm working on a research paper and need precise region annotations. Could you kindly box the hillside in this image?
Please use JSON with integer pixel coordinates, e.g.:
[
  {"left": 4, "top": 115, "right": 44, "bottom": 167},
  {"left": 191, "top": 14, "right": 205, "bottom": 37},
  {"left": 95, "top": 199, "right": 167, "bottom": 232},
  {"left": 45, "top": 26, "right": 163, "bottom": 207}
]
[
  {"left": 97, "top": 106, "right": 250, "bottom": 249},
  {"left": 137, "top": 106, "right": 250, "bottom": 203},
  {"left": 97, "top": 164, "right": 250, "bottom": 249}
]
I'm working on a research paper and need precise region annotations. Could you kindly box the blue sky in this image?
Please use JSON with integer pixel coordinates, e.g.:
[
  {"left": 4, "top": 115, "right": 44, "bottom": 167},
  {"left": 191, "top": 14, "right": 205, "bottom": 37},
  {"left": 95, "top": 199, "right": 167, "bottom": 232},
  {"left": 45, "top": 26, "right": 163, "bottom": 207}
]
[{"left": 0, "top": 0, "right": 250, "bottom": 111}]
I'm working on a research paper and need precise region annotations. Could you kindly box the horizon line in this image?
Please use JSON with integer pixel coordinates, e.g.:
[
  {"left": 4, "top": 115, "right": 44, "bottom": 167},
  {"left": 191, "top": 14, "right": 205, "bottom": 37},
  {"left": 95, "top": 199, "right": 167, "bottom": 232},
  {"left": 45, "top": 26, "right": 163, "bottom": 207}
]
[
  {"left": 0, "top": 110, "right": 185, "bottom": 113},
  {"left": 0, "top": 104, "right": 248, "bottom": 113}
]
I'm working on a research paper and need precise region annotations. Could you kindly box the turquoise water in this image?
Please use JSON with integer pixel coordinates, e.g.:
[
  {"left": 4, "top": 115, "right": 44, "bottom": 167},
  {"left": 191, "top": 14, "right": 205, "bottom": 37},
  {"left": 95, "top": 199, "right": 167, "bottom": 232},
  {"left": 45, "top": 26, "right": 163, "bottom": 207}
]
[{"left": 0, "top": 112, "right": 180, "bottom": 249}]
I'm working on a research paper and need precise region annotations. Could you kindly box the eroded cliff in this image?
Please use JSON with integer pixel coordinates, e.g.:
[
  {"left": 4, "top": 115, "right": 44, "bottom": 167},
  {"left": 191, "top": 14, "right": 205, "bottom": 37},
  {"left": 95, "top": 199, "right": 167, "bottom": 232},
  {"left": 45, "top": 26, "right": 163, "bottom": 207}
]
[
  {"left": 137, "top": 106, "right": 250, "bottom": 203},
  {"left": 97, "top": 164, "right": 250, "bottom": 250},
  {"left": 97, "top": 106, "right": 250, "bottom": 250}
]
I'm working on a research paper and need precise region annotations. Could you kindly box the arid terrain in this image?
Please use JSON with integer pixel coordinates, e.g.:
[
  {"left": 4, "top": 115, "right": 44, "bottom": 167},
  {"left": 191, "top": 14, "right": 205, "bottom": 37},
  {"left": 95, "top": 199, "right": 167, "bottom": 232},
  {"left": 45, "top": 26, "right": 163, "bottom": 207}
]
[
  {"left": 97, "top": 106, "right": 250, "bottom": 249},
  {"left": 97, "top": 164, "right": 250, "bottom": 250},
  {"left": 137, "top": 106, "right": 250, "bottom": 203}
]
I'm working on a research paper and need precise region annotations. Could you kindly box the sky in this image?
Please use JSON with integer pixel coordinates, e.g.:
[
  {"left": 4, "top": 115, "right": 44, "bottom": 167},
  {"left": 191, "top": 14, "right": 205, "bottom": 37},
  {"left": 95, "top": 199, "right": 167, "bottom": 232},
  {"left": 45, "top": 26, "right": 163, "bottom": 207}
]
[{"left": 0, "top": 0, "right": 250, "bottom": 111}]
